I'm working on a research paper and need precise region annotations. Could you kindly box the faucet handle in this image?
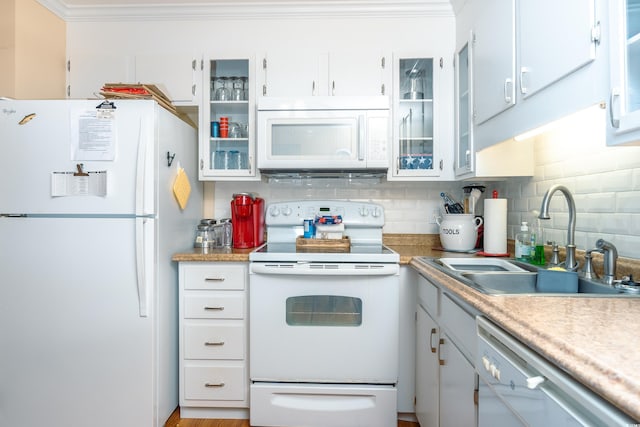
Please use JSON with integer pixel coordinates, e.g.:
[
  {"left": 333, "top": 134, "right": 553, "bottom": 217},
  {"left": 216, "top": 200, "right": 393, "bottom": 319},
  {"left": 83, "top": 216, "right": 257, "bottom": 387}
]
[
  {"left": 581, "top": 249, "right": 601, "bottom": 280},
  {"left": 548, "top": 242, "right": 560, "bottom": 267}
]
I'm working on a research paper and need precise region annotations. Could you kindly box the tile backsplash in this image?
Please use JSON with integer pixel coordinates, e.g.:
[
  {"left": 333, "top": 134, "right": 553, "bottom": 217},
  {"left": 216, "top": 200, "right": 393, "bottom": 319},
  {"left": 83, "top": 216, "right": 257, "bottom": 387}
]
[{"left": 210, "top": 105, "right": 640, "bottom": 259}]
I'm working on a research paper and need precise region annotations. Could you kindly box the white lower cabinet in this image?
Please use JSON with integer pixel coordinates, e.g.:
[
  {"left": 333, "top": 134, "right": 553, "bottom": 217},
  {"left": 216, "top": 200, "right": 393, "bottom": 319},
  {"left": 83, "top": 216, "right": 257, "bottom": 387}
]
[
  {"left": 178, "top": 262, "right": 249, "bottom": 419},
  {"left": 416, "top": 274, "right": 478, "bottom": 427}
]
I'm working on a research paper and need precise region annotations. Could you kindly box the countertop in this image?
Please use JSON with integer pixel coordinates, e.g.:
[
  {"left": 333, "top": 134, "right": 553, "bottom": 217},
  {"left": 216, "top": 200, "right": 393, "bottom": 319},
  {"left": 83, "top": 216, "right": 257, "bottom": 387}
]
[{"left": 172, "top": 236, "right": 640, "bottom": 421}]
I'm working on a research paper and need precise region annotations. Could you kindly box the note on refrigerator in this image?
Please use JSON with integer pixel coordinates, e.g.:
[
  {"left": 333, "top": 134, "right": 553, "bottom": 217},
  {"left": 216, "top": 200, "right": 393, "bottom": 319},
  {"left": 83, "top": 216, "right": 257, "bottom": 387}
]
[
  {"left": 70, "top": 108, "right": 116, "bottom": 161},
  {"left": 51, "top": 171, "right": 107, "bottom": 197}
]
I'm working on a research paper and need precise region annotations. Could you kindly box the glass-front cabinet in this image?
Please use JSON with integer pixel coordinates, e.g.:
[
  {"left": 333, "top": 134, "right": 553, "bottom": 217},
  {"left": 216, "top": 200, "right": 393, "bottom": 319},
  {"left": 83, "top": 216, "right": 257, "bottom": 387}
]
[
  {"left": 200, "top": 56, "right": 257, "bottom": 180},
  {"left": 455, "top": 40, "right": 473, "bottom": 177},
  {"left": 609, "top": 0, "right": 640, "bottom": 145},
  {"left": 390, "top": 55, "right": 442, "bottom": 179}
]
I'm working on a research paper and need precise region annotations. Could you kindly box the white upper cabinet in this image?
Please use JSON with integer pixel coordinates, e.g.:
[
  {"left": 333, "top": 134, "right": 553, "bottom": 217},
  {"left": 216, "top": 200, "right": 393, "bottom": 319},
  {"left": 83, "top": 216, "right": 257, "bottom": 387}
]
[
  {"left": 258, "top": 50, "right": 323, "bottom": 97},
  {"left": 67, "top": 52, "right": 199, "bottom": 104},
  {"left": 134, "top": 53, "right": 199, "bottom": 104},
  {"left": 388, "top": 52, "right": 454, "bottom": 181},
  {"left": 608, "top": 0, "right": 640, "bottom": 145},
  {"left": 258, "top": 49, "right": 389, "bottom": 98},
  {"left": 200, "top": 55, "right": 258, "bottom": 181},
  {"left": 454, "top": 36, "right": 474, "bottom": 177},
  {"left": 329, "top": 50, "right": 389, "bottom": 96},
  {"left": 518, "top": 0, "right": 597, "bottom": 99},
  {"left": 467, "top": 0, "right": 605, "bottom": 151},
  {"left": 472, "top": 0, "right": 516, "bottom": 125},
  {"left": 67, "top": 54, "right": 134, "bottom": 99}
]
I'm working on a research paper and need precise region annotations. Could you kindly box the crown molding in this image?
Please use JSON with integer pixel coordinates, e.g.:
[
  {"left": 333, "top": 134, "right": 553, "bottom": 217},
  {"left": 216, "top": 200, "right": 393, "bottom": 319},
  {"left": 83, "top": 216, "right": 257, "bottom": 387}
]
[{"left": 37, "top": 0, "right": 454, "bottom": 21}]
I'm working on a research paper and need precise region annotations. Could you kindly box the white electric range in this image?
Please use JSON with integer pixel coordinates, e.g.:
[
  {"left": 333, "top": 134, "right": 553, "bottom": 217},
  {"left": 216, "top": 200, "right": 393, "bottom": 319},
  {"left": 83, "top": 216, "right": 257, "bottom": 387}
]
[{"left": 249, "top": 200, "right": 400, "bottom": 427}]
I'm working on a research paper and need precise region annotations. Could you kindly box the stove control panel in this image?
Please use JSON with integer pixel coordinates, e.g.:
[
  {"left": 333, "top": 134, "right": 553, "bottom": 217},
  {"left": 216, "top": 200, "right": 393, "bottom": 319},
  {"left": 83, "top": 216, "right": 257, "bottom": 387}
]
[{"left": 265, "top": 200, "right": 385, "bottom": 227}]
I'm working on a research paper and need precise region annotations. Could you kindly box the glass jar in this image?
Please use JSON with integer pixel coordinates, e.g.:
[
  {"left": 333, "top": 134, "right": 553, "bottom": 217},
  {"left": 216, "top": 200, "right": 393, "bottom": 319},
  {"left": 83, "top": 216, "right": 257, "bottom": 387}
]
[
  {"left": 194, "top": 224, "right": 212, "bottom": 248},
  {"left": 219, "top": 218, "right": 232, "bottom": 247}
]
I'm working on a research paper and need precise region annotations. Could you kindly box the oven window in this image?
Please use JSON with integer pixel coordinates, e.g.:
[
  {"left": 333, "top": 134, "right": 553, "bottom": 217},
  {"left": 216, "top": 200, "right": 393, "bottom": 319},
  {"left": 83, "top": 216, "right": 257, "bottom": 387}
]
[{"left": 285, "top": 295, "right": 362, "bottom": 326}]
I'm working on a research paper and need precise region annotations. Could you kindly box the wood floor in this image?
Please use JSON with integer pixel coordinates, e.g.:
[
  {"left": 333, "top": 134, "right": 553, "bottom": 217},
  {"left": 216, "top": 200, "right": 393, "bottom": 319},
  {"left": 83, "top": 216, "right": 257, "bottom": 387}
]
[{"left": 165, "top": 408, "right": 419, "bottom": 427}]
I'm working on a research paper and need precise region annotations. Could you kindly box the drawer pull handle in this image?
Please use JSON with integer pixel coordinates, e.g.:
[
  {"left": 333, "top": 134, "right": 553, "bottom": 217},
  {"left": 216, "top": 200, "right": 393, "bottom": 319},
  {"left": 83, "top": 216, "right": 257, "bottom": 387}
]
[
  {"left": 205, "top": 382, "right": 225, "bottom": 388},
  {"left": 204, "top": 341, "right": 225, "bottom": 346},
  {"left": 204, "top": 306, "right": 225, "bottom": 311},
  {"left": 429, "top": 328, "right": 437, "bottom": 353},
  {"left": 205, "top": 277, "right": 225, "bottom": 282},
  {"left": 438, "top": 338, "right": 445, "bottom": 366}
]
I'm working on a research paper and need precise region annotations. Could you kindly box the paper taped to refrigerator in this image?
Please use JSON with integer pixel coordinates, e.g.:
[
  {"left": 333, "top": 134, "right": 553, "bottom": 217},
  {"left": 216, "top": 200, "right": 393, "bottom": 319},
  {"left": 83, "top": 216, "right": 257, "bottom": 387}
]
[
  {"left": 70, "top": 108, "right": 116, "bottom": 161},
  {"left": 51, "top": 171, "right": 107, "bottom": 197}
]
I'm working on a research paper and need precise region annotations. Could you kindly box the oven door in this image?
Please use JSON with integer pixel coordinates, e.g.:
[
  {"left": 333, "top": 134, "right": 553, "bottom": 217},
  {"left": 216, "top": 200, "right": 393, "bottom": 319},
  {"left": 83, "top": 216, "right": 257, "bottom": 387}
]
[{"left": 249, "top": 262, "right": 399, "bottom": 383}]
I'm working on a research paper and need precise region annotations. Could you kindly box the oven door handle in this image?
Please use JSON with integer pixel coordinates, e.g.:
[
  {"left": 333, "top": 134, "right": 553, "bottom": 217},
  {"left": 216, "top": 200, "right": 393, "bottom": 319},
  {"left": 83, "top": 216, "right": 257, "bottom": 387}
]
[{"left": 250, "top": 263, "right": 399, "bottom": 276}]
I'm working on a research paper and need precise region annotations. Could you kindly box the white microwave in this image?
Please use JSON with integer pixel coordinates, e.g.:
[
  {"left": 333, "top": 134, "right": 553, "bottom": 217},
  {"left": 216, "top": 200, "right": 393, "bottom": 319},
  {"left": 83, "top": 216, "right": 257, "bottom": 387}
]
[{"left": 257, "top": 97, "right": 390, "bottom": 171}]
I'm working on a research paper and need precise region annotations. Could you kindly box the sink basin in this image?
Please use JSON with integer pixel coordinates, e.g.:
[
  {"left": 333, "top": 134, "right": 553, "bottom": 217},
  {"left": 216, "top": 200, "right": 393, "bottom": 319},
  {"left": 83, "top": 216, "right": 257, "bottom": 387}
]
[
  {"left": 416, "top": 257, "right": 639, "bottom": 297},
  {"left": 460, "top": 272, "right": 537, "bottom": 294}
]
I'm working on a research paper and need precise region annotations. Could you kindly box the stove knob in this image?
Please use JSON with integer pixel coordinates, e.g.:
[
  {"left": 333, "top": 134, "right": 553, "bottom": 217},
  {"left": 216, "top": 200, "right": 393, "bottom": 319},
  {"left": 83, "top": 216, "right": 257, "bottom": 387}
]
[
  {"left": 269, "top": 206, "right": 280, "bottom": 217},
  {"left": 282, "top": 206, "right": 293, "bottom": 216},
  {"left": 359, "top": 207, "right": 369, "bottom": 216},
  {"left": 371, "top": 207, "right": 382, "bottom": 218}
]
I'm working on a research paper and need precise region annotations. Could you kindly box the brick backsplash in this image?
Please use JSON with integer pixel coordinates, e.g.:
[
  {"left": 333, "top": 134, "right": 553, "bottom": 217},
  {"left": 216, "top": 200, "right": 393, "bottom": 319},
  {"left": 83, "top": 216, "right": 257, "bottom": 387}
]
[{"left": 210, "top": 106, "right": 640, "bottom": 260}]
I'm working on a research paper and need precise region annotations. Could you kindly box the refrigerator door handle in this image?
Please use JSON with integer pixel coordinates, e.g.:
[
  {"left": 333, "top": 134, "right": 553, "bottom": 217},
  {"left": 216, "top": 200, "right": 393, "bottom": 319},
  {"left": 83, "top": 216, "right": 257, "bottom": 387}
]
[
  {"left": 135, "top": 116, "right": 151, "bottom": 217},
  {"left": 135, "top": 217, "right": 150, "bottom": 317}
]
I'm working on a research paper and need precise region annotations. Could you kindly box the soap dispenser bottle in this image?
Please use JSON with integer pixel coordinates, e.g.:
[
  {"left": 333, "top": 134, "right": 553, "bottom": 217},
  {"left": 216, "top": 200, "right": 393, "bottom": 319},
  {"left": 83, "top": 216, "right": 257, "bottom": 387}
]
[{"left": 515, "top": 221, "right": 531, "bottom": 261}]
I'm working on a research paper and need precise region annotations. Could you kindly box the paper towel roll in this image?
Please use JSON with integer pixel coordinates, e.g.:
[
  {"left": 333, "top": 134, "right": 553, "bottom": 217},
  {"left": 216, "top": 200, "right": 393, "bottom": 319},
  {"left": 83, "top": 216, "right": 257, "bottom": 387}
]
[{"left": 483, "top": 198, "right": 507, "bottom": 255}]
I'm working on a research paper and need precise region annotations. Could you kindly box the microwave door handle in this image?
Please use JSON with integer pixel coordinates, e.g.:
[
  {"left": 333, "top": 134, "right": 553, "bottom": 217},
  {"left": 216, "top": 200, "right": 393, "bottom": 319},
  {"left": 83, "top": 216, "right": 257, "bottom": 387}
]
[{"left": 358, "top": 115, "right": 365, "bottom": 161}]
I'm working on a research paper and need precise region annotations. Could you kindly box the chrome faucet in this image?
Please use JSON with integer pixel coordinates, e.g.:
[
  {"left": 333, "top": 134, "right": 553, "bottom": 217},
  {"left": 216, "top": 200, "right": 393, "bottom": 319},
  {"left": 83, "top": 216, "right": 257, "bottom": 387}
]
[
  {"left": 538, "top": 185, "right": 578, "bottom": 271},
  {"left": 596, "top": 239, "right": 618, "bottom": 286}
]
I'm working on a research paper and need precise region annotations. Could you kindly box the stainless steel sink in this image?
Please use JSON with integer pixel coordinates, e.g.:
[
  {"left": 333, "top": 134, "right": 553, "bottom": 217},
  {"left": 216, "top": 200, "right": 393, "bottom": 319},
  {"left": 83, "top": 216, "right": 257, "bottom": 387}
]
[{"left": 416, "top": 257, "right": 639, "bottom": 297}]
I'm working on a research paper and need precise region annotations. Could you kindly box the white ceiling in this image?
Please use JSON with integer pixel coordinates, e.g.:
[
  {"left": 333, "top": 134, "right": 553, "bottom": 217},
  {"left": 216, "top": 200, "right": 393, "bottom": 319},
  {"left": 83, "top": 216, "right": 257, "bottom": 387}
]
[{"left": 37, "top": 0, "right": 459, "bottom": 20}]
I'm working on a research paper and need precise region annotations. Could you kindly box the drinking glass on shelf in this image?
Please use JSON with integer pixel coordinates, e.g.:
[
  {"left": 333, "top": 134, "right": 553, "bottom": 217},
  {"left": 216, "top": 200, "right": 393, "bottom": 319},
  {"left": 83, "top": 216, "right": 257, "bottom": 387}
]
[
  {"left": 232, "top": 77, "right": 244, "bottom": 101},
  {"left": 241, "top": 77, "right": 248, "bottom": 100},
  {"left": 214, "top": 77, "right": 230, "bottom": 101},
  {"left": 227, "top": 150, "right": 240, "bottom": 169},
  {"left": 213, "top": 150, "right": 227, "bottom": 169},
  {"left": 239, "top": 152, "right": 248, "bottom": 170},
  {"left": 228, "top": 122, "right": 242, "bottom": 139}
]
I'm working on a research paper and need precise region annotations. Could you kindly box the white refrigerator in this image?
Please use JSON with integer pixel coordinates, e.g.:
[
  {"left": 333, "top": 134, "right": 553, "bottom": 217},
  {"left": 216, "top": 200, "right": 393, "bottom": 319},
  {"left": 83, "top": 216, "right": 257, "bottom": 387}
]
[{"left": 0, "top": 99, "right": 202, "bottom": 426}]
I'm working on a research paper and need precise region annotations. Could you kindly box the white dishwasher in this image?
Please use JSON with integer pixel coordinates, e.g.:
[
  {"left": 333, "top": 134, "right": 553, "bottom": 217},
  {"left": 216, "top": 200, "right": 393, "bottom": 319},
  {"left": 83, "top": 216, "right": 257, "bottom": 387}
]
[{"left": 476, "top": 316, "right": 637, "bottom": 426}]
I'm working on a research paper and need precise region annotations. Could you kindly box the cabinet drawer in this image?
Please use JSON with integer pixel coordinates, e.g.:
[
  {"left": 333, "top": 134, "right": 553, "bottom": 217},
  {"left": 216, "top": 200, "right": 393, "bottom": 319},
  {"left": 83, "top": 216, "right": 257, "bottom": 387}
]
[
  {"left": 440, "top": 294, "right": 476, "bottom": 362},
  {"left": 417, "top": 274, "right": 439, "bottom": 316},
  {"left": 184, "top": 324, "right": 244, "bottom": 360},
  {"left": 184, "top": 294, "right": 244, "bottom": 319},
  {"left": 184, "top": 365, "right": 245, "bottom": 401},
  {"left": 184, "top": 264, "right": 247, "bottom": 290}
]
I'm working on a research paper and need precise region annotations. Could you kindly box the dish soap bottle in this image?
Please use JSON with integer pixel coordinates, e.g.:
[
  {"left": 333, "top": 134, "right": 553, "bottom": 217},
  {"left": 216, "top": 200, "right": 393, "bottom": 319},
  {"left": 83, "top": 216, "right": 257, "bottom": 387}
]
[
  {"left": 530, "top": 220, "right": 546, "bottom": 265},
  {"left": 515, "top": 221, "right": 531, "bottom": 261}
]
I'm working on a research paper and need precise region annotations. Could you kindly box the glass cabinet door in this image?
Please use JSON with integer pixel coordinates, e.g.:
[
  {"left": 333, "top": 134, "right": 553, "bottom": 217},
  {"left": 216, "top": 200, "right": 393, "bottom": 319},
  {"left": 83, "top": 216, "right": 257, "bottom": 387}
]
[
  {"left": 391, "top": 56, "right": 441, "bottom": 179},
  {"left": 455, "top": 41, "right": 473, "bottom": 177},
  {"left": 200, "top": 57, "right": 257, "bottom": 180},
  {"left": 609, "top": 0, "right": 640, "bottom": 145}
]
